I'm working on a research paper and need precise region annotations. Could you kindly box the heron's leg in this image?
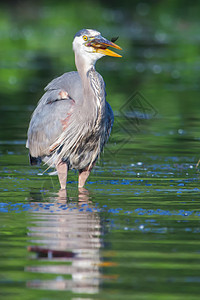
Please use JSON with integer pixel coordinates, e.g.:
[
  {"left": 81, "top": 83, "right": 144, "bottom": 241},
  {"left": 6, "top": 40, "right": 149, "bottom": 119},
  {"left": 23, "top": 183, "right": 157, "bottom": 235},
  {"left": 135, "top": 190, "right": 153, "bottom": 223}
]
[
  {"left": 78, "top": 163, "right": 95, "bottom": 188},
  {"left": 56, "top": 161, "right": 68, "bottom": 190}
]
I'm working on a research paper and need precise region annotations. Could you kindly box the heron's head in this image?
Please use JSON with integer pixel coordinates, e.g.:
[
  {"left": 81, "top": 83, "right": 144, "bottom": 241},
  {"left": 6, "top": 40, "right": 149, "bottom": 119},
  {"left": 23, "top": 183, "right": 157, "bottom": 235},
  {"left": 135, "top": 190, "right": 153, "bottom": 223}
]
[{"left": 73, "top": 29, "right": 122, "bottom": 66}]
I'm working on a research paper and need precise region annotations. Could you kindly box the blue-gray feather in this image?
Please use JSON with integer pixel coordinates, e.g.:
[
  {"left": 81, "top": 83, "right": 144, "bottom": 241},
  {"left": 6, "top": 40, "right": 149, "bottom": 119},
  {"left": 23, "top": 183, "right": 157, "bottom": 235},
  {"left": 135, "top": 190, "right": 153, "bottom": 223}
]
[
  {"left": 26, "top": 28, "right": 115, "bottom": 173},
  {"left": 26, "top": 70, "right": 113, "bottom": 169}
]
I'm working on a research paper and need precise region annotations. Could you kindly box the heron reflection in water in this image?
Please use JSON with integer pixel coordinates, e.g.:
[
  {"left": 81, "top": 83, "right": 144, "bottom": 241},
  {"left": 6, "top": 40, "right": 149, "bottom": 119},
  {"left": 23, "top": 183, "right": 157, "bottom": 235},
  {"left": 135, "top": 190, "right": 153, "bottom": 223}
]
[
  {"left": 26, "top": 189, "right": 101, "bottom": 293},
  {"left": 26, "top": 29, "right": 122, "bottom": 190}
]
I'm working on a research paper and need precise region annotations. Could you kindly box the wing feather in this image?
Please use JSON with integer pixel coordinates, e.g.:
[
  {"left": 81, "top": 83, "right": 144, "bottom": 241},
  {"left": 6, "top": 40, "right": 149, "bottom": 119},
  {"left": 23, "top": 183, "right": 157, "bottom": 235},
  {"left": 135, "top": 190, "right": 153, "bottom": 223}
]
[{"left": 26, "top": 72, "right": 83, "bottom": 158}]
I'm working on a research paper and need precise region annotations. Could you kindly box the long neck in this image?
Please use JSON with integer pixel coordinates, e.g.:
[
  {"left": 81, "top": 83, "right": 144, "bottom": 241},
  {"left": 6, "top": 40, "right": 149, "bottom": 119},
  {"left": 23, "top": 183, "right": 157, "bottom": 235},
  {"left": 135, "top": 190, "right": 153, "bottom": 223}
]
[
  {"left": 75, "top": 52, "right": 95, "bottom": 99},
  {"left": 75, "top": 52, "right": 105, "bottom": 121}
]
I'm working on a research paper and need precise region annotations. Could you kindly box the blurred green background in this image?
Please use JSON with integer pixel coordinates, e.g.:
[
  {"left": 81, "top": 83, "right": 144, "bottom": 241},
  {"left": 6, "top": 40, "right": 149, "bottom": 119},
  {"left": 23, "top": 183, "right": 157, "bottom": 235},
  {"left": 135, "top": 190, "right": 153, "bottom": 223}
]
[
  {"left": 1, "top": 0, "right": 200, "bottom": 154},
  {"left": 1, "top": 2, "right": 200, "bottom": 299}
]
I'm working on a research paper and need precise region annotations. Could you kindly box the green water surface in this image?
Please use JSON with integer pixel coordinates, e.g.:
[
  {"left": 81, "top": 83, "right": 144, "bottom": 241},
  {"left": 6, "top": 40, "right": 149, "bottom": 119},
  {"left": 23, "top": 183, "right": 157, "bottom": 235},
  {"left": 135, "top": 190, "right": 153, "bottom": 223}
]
[{"left": 1, "top": 1, "right": 200, "bottom": 299}]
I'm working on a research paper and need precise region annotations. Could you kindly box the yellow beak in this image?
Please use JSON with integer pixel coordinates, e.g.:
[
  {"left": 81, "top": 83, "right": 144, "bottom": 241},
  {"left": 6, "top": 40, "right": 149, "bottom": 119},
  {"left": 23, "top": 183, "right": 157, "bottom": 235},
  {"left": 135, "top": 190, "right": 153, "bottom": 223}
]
[
  {"left": 89, "top": 36, "right": 122, "bottom": 57},
  {"left": 96, "top": 47, "right": 122, "bottom": 57}
]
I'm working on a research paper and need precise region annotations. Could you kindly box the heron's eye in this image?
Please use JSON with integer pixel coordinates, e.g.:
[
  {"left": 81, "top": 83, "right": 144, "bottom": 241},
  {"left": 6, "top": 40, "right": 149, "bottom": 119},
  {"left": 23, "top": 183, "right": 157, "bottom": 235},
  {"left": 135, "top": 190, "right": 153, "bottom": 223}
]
[{"left": 83, "top": 35, "right": 88, "bottom": 41}]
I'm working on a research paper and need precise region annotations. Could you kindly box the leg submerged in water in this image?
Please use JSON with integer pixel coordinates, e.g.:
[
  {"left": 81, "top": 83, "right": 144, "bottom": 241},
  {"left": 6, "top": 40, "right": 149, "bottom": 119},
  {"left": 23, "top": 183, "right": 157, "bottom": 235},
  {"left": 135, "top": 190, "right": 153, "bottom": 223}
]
[
  {"left": 78, "top": 163, "right": 95, "bottom": 188},
  {"left": 56, "top": 161, "right": 68, "bottom": 190}
]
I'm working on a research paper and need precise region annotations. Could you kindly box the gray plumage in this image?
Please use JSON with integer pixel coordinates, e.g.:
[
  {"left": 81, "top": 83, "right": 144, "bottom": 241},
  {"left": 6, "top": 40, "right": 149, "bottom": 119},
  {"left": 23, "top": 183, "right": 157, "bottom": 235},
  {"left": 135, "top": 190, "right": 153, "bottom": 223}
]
[{"left": 26, "top": 29, "right": 121, "bottom": 189}]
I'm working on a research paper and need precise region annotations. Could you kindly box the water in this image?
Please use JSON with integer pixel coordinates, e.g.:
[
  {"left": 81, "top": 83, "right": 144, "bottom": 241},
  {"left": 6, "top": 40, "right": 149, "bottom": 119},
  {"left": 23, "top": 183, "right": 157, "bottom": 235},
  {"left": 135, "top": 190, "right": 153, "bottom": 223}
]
[
  {"left": 1, "top": 1, "right": 200, "bottom": 299},
  {"left": 1, "top": 125, "right": 200, "bottom": 299}
]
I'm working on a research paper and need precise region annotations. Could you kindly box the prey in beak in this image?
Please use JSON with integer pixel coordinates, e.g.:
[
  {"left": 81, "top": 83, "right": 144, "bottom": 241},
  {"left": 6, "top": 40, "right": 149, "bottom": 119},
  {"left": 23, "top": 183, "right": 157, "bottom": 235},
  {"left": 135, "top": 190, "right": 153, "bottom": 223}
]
[{"left": 86, "top": 36, "right": 122, "bottom": 57}]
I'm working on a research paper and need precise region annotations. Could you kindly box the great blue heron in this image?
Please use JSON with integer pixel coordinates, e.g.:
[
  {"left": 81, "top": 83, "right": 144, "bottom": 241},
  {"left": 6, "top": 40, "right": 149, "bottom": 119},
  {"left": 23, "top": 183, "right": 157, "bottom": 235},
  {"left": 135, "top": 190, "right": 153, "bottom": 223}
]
[{"left": 26, "top": 29, "right": 122, "bottom": 189}]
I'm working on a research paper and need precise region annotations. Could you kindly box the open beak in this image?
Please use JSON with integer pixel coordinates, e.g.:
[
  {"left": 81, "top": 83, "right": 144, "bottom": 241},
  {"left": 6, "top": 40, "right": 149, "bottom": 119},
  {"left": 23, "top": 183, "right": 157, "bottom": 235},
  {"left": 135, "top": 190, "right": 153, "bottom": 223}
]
[{"left": 88, "top": 36, "right": 122, "bottom": 57}]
